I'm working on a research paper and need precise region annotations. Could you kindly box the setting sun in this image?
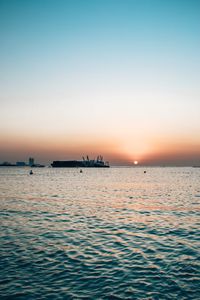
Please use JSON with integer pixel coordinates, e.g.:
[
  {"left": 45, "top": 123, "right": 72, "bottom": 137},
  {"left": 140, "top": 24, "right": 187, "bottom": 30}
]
[{"left": 134, "top": 161, "right": 138, "bottom": 165}]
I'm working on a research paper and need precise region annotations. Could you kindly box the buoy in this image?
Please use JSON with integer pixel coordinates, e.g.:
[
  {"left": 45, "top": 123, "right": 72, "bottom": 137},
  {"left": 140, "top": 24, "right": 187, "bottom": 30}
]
[
  {"left": 80, "top": 169, "right": 83, "bottom": 173},
  {"left": 30, "top": 170, "right": 33, "bottom": 175},
  {"left": 144, "top": 170, "right": 146, "bottom": 173}
]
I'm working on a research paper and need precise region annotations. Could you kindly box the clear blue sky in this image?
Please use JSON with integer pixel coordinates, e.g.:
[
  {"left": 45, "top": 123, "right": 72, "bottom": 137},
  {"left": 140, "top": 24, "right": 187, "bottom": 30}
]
[{"left": 0, "top": 0, "right": 200, "bottom": 165}]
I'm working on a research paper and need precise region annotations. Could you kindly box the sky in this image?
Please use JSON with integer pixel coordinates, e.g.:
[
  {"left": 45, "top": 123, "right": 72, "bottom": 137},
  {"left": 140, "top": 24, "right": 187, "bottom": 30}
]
[{"left": 0, "top": 0, "right": 200, "bottom": 166}]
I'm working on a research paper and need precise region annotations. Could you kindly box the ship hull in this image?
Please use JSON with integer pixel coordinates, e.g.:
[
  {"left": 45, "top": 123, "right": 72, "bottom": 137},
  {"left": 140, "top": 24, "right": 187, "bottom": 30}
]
[{"left": 51, "top": 161, "right": 109, "bottom": 168}]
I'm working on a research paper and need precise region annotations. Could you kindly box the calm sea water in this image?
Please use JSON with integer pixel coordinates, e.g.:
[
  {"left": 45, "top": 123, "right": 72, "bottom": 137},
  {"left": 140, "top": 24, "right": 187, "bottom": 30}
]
[{"left": 0, "top": 167, "right": 199, "bottom": 299}]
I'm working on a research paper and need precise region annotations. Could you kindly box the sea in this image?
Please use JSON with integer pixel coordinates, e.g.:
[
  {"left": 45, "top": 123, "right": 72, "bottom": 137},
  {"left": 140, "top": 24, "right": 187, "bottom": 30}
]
[{"left": 0, "top": 167, "right": 199, "bottom": 300}]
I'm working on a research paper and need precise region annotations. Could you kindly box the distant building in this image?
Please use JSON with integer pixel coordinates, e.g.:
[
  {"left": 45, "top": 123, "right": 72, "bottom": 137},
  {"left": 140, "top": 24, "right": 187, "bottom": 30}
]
[
  {"left": 16, "top": 162, "right": 26, "bottom": 166},
  {"left": 29, "top": 157, "right": 34, "bottom": 167}
]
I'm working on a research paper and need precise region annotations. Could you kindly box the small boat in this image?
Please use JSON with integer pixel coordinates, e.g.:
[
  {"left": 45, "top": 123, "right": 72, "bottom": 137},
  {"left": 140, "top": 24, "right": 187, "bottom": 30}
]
[{"left": 29, "top": 170, "right": 33, "bottom": 175}]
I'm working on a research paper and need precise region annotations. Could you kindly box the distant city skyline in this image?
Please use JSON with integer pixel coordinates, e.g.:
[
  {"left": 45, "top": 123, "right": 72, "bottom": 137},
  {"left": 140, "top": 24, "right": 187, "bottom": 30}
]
[{"left": 1, "top": 0, "right": 200, "bottom": 166}]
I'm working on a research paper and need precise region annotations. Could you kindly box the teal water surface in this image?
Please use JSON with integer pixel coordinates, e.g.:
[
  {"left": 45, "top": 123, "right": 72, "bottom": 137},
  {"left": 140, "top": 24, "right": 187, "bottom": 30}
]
[{"left": 0, "top": 167, "right": 200, "bottom": 299}]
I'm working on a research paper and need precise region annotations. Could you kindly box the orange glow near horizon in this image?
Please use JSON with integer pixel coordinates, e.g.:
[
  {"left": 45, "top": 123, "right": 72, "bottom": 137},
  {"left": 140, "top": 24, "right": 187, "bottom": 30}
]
[{"left": 0, "top": 130, "right": 200, "bottom": 166}]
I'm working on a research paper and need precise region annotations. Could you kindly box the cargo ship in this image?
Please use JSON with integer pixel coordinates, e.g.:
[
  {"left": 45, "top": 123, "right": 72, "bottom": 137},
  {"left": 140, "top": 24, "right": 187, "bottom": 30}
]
[{"left": 51, "top": 156, "right": 110, "bottom": 168}]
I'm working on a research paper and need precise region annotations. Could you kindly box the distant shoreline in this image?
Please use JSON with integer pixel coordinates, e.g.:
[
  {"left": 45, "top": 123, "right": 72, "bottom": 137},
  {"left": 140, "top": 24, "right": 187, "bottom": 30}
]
[{"left": 0, "top": 165, "right": 199, "bottom": 168}]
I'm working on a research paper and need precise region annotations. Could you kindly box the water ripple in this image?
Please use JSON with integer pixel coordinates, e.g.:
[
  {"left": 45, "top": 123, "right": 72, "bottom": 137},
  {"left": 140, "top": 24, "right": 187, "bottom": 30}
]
[{"left": 0, "top": 167, "right": 200, "bottom": 299}]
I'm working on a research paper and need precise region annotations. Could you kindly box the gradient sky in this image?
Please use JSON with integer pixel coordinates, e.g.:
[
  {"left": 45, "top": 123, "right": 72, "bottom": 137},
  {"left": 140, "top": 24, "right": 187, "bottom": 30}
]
[{"left": 0, "top": 0, "right": 200, "bottom": 165}]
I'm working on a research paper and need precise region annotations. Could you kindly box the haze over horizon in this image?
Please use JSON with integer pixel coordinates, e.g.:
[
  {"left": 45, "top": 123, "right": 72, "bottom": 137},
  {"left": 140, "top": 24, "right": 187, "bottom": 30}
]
[{"left": 1, "top": 0, "right": 200, "bottom": 166}]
